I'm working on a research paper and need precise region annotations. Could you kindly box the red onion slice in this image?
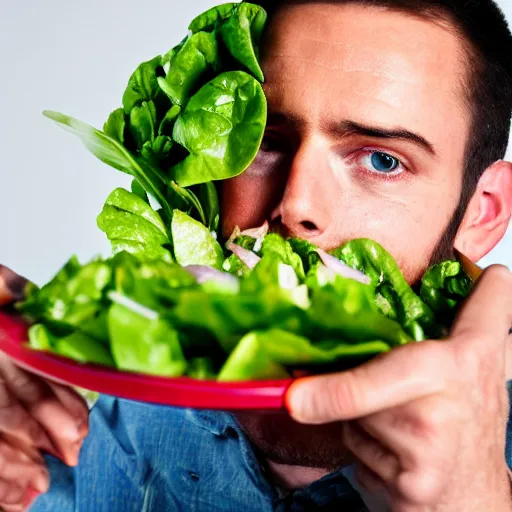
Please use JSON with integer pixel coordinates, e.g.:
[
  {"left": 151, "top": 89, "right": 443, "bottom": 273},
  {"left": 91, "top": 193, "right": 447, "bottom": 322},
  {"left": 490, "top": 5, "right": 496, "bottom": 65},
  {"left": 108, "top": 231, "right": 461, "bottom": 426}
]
[
  {"left": 226, "top": 242, "right": 261, "bottom": 269},
  {"left": 240, "top": 221, "right": 270, "bottom": 239},
  {"left": 184, "top": 265, "right": 239, "bottom": 287},
  {"left": 316, "top": 249, "right": 371, "bottom": 284}
]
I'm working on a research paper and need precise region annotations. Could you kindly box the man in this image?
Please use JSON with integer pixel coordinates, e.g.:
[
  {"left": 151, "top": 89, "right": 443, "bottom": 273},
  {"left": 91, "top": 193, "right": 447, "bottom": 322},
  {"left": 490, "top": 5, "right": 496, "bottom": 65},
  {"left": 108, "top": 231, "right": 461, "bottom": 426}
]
[{"left": 0, "top": 0, "right": 511, "bottom": 510}]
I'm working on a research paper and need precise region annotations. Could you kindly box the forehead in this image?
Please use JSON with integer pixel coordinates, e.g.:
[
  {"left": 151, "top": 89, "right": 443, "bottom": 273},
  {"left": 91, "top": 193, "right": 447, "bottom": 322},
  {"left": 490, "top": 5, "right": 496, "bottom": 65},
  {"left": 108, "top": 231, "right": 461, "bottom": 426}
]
[{"left": 260, "top": 3, "right": 470, "bottom": 150}]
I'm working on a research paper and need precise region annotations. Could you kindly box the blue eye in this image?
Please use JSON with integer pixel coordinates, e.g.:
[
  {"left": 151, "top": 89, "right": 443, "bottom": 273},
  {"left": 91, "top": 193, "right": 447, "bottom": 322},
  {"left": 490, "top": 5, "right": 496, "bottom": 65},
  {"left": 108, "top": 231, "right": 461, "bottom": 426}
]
[{"left": 369, "top": 151, "right": 400, "bottom": 173}]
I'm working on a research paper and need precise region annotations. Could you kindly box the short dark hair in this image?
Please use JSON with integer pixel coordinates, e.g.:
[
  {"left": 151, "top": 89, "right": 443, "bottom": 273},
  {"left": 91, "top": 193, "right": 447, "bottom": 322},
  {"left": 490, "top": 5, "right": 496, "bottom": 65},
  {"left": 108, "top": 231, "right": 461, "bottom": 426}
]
[{"left": 254, "top": 0, "right": 512, "bottom": 252}]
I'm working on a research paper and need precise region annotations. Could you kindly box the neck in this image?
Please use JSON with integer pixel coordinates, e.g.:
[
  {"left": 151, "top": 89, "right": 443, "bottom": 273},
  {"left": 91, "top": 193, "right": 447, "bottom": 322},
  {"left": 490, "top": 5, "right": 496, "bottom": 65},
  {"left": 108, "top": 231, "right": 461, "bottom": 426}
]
[{"left": 265, "top": 459, "right": 331, "bottom": 489}]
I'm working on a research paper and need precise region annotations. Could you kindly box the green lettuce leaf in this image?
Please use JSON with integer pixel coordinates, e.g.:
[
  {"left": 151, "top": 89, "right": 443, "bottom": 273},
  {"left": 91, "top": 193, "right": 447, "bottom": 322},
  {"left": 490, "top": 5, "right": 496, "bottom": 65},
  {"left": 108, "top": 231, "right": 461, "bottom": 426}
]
[
  {"left": 420, "top": 260, "right": 472, "bottom": 323},
  {"left": 171, "top": 210, "right": 224, "bottom": 268},
  {"left": 97, "top": 188, "right": 173, "bottom": 262},
  {"left": 333, "top": 239, "right": 436, "bottom": 339},
  {"left": 218, "top": 329, "right": 390, "bottom": 381},
  {"left": 108, "top": 303, "right": 186, "bottom": 377}
]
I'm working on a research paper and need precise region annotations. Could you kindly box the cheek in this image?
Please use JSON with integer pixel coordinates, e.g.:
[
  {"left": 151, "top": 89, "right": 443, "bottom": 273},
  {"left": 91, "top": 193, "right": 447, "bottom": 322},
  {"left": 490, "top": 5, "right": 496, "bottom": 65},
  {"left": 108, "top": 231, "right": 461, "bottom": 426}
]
[
  {"left": 331, "top": 186, "right": 458, "bottom": 283},
  {"left": 220, "top": 173, "right": 285, "bottom": 238}
]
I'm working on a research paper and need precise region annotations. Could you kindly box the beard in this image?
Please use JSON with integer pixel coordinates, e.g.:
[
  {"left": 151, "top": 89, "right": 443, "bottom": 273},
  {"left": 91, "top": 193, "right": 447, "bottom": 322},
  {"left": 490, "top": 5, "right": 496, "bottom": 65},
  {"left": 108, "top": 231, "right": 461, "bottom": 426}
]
[
  {"left": 235, "top": 208, "right": 466, "bottom": 471},
  {"left": 235, "top": 411, "right": 355, "bottom": 470}
]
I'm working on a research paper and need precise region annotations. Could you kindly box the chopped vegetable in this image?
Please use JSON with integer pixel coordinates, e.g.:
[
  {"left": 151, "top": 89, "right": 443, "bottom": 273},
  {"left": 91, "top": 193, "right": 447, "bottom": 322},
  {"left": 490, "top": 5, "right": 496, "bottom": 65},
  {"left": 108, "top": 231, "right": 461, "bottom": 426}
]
[{"left": 23, "top": 3, "right": 474, "bottom": 383}]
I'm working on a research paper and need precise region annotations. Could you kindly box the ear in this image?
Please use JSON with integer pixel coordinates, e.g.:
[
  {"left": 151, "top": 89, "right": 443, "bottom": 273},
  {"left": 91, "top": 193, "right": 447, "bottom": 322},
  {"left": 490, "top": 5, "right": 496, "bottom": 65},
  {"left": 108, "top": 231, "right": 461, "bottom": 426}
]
[{"left": 454, "top": 160, "right": 512, "bottom": 262}]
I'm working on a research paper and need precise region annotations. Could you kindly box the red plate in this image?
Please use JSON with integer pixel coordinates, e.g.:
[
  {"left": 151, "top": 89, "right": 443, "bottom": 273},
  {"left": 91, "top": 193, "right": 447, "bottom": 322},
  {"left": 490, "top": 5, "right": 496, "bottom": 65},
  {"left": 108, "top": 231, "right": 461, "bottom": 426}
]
[{"left": 0, "top": 311, "right": 292, "bottom": 410}]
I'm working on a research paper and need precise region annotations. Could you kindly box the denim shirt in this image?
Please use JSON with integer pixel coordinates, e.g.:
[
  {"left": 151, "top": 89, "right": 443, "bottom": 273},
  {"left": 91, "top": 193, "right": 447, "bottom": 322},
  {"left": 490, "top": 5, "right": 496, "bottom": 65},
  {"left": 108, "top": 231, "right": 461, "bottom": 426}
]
[{"left": 31, "top": 382, "right": 512, "bottom": 512}]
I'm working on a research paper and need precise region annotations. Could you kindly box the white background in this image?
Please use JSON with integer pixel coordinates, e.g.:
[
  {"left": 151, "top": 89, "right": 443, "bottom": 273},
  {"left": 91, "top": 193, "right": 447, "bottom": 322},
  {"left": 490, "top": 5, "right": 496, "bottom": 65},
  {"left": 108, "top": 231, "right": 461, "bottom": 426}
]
[{"left": 0, "top": 0, "right": 510, "bottom": 285}]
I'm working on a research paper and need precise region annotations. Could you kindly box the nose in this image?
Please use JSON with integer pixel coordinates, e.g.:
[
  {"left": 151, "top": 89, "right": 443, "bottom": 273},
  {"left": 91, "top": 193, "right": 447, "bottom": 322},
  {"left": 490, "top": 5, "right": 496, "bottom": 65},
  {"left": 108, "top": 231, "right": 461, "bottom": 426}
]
[{"left": 271, "top": 139, "right": 335, "bottom": 241}]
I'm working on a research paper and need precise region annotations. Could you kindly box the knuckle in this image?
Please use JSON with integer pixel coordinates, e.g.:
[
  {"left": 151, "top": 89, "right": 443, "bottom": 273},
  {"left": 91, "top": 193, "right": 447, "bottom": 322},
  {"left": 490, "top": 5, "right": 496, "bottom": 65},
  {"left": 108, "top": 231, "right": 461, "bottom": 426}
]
[
  {"left": 483, "top": 264, "right": 512, "bottom": 284},
  {"left": 26, "top": 419, "right": 45, "bottom": 445},
  {"left": 398, "top": 468, "right": 444, "bottom": 505},
  {"left": 329, "top": 373, "right": 362, "bottom": 418},
  {"left": 389, "top": 410, "right": 437, "bottom": 443},
  {"left": 0, "top": 482, "right": 24, "bottom": 505},
  {"left": 9, "top": 372, "right": 42, "bottom": 401}
]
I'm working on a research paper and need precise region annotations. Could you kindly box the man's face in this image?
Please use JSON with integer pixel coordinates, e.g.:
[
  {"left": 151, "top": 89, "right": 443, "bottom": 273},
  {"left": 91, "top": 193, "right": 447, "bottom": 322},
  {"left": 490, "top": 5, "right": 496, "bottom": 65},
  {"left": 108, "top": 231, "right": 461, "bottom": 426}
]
[
  {"left": 222, "top": 2, "right": 471, "bottom": 285},
  {"left": 222, "top": 3, "right": 473, "bottom": 469}
]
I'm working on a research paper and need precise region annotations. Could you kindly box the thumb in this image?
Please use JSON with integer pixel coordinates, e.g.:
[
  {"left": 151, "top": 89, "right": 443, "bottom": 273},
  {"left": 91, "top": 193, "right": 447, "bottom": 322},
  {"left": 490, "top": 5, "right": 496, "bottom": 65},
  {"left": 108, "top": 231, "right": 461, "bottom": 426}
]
[
  {"left": 451, "top": 264, "right": 512, "bottom": 349},
  {"left": 0, "top": 266, "right": 28, "bottom": 306}
]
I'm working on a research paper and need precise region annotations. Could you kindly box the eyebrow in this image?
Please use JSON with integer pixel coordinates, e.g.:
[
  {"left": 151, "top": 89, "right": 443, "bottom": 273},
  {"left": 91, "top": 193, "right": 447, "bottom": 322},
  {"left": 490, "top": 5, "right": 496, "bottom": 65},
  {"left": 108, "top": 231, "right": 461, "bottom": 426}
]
[
  {"left": 332, "top": 120, "right": 436, "bottom": 156},
  {"left": 266, "top": 113, "right": 436, "bottom": 156}
]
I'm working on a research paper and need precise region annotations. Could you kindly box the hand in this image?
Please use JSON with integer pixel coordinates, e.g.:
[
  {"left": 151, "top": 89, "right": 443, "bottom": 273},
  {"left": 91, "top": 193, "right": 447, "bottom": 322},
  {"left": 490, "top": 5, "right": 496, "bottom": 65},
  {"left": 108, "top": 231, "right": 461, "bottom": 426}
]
[
  {"left": 286, "top": 265, "right": 512, "bottom": 511},
  {"left": 0, "top": 265, "right": 90, "bottom": 511}
]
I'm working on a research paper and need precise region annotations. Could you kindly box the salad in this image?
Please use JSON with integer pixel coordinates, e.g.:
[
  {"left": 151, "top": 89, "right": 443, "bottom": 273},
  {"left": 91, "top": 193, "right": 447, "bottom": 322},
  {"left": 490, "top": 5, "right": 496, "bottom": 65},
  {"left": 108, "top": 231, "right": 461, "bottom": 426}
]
[{"left": 16, "top": 2, "right": 473, "bottom": 382}]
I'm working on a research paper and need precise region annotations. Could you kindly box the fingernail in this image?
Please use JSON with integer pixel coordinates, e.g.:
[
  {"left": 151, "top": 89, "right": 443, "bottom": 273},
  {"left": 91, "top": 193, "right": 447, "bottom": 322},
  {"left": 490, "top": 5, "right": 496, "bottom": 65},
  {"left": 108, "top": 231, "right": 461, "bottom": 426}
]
[
  {"left": 0, "top": 265, "right": 28, "bottom": 301},
  {"left": 61, "top": 421, "right": 80, "bottom": 441},
  {"left": 67, "top": 439, "right": 84, "bottom": 467}
]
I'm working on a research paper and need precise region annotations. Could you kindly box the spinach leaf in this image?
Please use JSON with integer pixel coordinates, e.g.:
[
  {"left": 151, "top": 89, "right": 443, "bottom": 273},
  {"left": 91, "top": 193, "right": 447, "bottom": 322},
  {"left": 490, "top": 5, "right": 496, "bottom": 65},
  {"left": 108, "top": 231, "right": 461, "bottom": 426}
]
[
  {"left": 128, "top": 101, "right": 158, "bottom": 150},
  {"left": 131, "top": 179, "right": 150, "bottom": 204},
  {"left": 97, "top": 188, "right": 173, "bottom": 262},
  {"left": 188, "top": 3, "right": 267, "bottom": 82},
  {"left": 191, "top": 182, "right": 220, "bottom": 233},
  {"left": 169, "top": 181, "right": 207, "bottom": 226},
  {"left": 171, "top": 71, "right": 266, "bottom": 186},
  {"left": 122, "top": 55, "right": 168, "bottom": 114},
  {"left": 188, "top": 4, "right": 238, "bottom": 33},
  {"left": 103, "top": 108, "right": 126, "bottom": 144},
  {"left": 219, "top": 3, "right": 267, "bottom": 82},
  {"left": 158, "top": 104, "right": 181, "bottom": 137},
  {"left": 141, "top": 135, "right": 174, "bottom": 164},
  {"left": 43, "top": 111, "right": 173, "bottom": 220},
  {"left": 157, "top": 31, "right": 220, "bottom": 107},
  {"left": 171, "top": 210, "right": 224, "bottom": 268}
]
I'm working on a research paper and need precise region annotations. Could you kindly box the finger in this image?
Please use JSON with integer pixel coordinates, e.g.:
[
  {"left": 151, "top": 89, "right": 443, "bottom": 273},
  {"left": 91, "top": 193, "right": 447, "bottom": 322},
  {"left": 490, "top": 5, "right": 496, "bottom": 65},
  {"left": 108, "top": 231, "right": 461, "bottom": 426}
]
[
  {"left": 342, "top": 422, "right": 400, "bottom": 483},
  {"left": 354, "top": 462, "right": 387, "bottom": 495},
  {"left": 0, "top": 445, "right": 49, "bottom": 493},
  {"left": 358, "top": 399, "right": 456, "bottom": 506},
  {"left": 0, "top": 356, "right": 88, "bottom": 463},
  {"left": 0, "top": 266, "right": 28, "bottom": 305},
  {"left": 0, "top": 479, "right": 24, "bottom": 505},
  {"left": 46, "top": 382, "right": 89, "bottom": 431},
  {"left": 0, "top": 435, "right": 44, "bottom": 464},
  {"left": 0, "top": 504, "right": 24, "bottom": 512},
  {"left": 29, "top": 398, "right": 86, "bottom": 466},
  {"left": 451, "top": 264, "right": 512, "bottom": 347},
  {"left": 286, "top": 341, "right": 449, "bottom": 424},
  {"left": 0, "top": 385, "right": 56, "bottom": 456},
  {"left": 0, "top": 356, "right": 48, "bottom": 406},
  {"left": 357, "top": 395, "right": 456, "bottom": 471}
]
